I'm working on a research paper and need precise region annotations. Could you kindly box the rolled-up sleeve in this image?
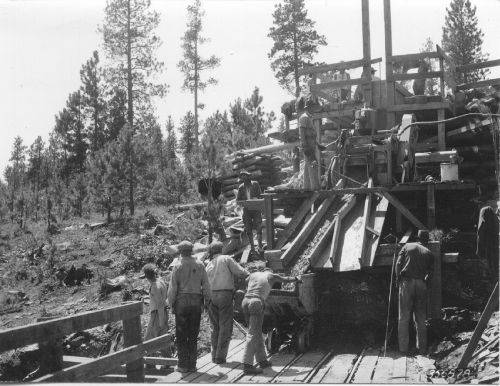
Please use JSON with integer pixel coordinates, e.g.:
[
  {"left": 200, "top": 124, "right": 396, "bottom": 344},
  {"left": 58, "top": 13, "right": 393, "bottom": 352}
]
[{"left": 227, "top": 257, "right": 249, "bottom": 278}]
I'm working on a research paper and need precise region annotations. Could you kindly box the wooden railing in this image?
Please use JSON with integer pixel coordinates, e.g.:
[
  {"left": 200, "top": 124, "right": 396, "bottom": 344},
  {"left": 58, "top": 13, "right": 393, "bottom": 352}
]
[
  {"left": 0, "top": 301, "right": 172, "bottom": 382},
  {"left": 455, "top": 58, "right": 500, "bottom": 91}
]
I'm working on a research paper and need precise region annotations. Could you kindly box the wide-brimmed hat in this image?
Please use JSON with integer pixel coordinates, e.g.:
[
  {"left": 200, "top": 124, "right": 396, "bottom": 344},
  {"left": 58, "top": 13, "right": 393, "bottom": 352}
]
[
  {"left": 417, "top": 230, "right": 429, "bottom": 243},
  {"left": 239, "top": 170, "right": 251, "bottom": 176}
]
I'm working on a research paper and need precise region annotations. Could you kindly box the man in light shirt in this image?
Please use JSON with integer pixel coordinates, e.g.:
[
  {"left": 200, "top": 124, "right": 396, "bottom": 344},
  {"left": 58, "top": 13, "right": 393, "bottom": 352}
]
[
  {"left": 236, "top": 170, "right": 263, "bottom": 253},
  {"left": 205, "top": 241, "right": 249, "bottom": 364}
]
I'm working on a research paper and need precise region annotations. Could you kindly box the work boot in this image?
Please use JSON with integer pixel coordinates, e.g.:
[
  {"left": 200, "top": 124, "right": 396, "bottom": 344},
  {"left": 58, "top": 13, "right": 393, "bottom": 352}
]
[
  {"left": 214, "top": 358, "right": 226, "bottom": 364},
  {"left": 258, "top": 360, "right": 272, "bottom": 368},
  {"left": 243, "top": 364, "right": 263, "bottom": 375},
  {"left": 176, "top": 366, "right": 189, "bottom": 373}
]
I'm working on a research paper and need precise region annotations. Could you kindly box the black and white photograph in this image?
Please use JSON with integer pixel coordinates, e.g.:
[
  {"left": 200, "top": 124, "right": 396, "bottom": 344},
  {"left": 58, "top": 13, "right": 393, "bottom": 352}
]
[{"left": 0, "top": 0, "right": 499, "bottom": 383}]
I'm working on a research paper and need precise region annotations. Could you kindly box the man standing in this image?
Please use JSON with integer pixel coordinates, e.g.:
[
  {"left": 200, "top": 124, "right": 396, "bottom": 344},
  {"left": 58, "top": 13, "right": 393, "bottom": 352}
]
[
  {"left": 143, "top": 264, "right": 169, "bottom": 362},
  {"left": 236, "top": 170, "right": 263, "bottom": 253},
  {"left": 168, "top": 241, "right": 211, "bottom": 373},
  {"left": 334, "top": 67, "right": 351, "bottom": 101},
  {"left": 241, "top": 269, "right": 300, "bottom": 374},
  {"left": 396, "top": 230, "right": 434, "bottom": 355},
  {"left": 296, "top": 96, "right": 321, "bottom": 191},
  {"left": 206, "top": 241, "right": 249, "bottom": 364}
]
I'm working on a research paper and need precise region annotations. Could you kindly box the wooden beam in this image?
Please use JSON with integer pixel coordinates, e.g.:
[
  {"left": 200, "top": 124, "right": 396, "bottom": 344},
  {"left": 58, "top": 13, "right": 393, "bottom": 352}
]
[
  {"left": 123, "top": 315, "right": 144, "bottom": 381},
  {"left": 389, "top": 52, "right": 440, "bottom": 63},
  {"left": 264, "top": 195, "right": 274, "bottom": 249},
  {"left": 437, "top": 109, "right": 446, "bottom": 151},
  {"left": 298, "top": 57, "right": 382, "bottom": 76},
  {"left": 427, "top": 184, "right": 436, "bottom": 229},
  {"left": 329, "top": 195, "right": 357, "bottom": 269},
  {"left": 360, "top": 178, "right": 373, "bottom": 265},
  {"left": 390, "top": 71, "right": 443, "bottom": 82},
  {"left": 229, "top": 141, "right": 299, "bottom": 157},
  {"left": 366, "top": 195, "right": 390, "bottom": 266},
  {"left": 428, "top": 242, "right": 442, "bottom": 319},
  {"left": 281, "top": 195, "right": 338, "bottom": 267},
  {"left": 237, "top": 199, "right": 265, "bottom": 212},
  {"left": 275, "top": 192, "right": 319, "bottom": 249},
  {"left": 0, "top": 302, "right": 143, "bottom": 354},
  {"left": 143, "top": 357, "right": 177, "bottom": 367},
  {"left": 308, "top": 217, "right": 337, "bottom": 267},
  {"left": 387, "top": 101, "right": 452, "bottom": 112},
  {"left": 457, "top": 77, "right": 500, "bottom": 91},
  {"left": 384, "top": 0, "right": 395, "bottom": 128},
  {"left": 415, "top": 150, "right": 457, "bottom": 164},
  {"left": 318, "top": 187, "right": 388, "bottom": 196},
  {"left": 311, "top": 78, "right": 366, "bottom": 92},
  {"left": 36, "top": 334, "right": 171, "bottom": 383},
  {"left": 456, "top": 59, "right": 500, "bottom": 72},
  {"left": 361, "top": 0, "right": 372, "bottom": 106},
  {"left": 378, "top": 191, "right": 427, "bottom": 230},
  {"left": 436, "top": 45, "right": 455, "bottom": 68},
  {"left": 457, "top": 282, "right": 498, "bottom": 369},
  {"left": 390, "top": 181, "right": 475, "bottom": 191}
]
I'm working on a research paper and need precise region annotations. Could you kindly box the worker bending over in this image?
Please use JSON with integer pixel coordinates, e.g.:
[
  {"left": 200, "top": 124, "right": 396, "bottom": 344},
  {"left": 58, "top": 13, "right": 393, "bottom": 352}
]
[
  {"left": 236, "top": 170, "right": 263, "bottom": 253},
  {"left": 241, "top": 269, "right": 300, "bottom": 375},
  {"left": 168, "top": 241, "right": 211, "bottom": 373},
  {"left": 396, "top": 230, "right": 434, "bottom": 355},
  {"left": 206, "top": 241, "right": 249, "bottom": 364}
]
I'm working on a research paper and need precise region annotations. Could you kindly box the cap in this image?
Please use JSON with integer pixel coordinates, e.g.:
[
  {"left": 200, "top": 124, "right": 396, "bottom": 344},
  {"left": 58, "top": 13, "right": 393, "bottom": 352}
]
[
  {"left": 177, "top": 240, "right": 194, "bottom": 253},
  {"left": 417, "top": 230, "right": 429, "bottom": 242},
  {"left": 208, "top": 241, "right": 223, "bottom": 255}
]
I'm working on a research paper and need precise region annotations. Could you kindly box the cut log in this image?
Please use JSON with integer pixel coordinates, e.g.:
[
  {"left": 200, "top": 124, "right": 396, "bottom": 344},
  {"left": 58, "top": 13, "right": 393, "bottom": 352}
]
[
  {"left": 229, "top": 142, "right": 299, "bottom": 158},
  {"left": 415, "top": 150, "right": 458, "bottom": 164},
  {"left": 359, "top": 178, "right": 373, "bottom": 266}
]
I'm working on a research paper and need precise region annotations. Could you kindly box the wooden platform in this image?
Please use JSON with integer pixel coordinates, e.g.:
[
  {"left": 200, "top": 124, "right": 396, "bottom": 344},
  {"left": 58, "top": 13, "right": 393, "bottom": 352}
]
[{"left": 96, "top": 339, "right": 436, "bottom": 384}]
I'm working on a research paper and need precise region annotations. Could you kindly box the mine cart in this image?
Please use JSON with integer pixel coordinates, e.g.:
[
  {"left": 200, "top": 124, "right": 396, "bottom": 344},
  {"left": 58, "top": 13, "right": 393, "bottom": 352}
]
[{"left": 264, "top": 273, "right": 316, "bottom": 353}]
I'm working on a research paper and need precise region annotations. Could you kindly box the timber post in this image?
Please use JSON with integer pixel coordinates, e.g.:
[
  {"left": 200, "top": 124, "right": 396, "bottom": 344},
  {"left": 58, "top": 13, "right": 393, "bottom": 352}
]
[
  {"left": 264, "top": 194, "right": 274, "bottom": 249},
  {"left": 123, "top": 313, "right": 144, "bottom": 382},
  {"left": 383, "top": 0, "right": 395, "bottom": 128},
  {"left": 427, "top": 241, "right": 442, "bottom": 319}
]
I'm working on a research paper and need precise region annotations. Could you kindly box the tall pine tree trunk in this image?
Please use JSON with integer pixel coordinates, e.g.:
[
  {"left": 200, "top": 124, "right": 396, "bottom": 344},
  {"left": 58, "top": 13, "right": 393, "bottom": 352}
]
[
  {"left": 126, "top": 0, "right": 135, "bottom": 215},
  {"left": 194, "top": 38, "right": 199, "bottom": 146},
  {"left": 293, "top": 29, "right": 300, "bottom": 98}
]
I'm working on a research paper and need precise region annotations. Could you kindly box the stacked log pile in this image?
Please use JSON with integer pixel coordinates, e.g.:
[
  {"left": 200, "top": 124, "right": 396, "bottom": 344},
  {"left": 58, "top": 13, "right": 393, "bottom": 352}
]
[{"left": 220, "top": 153, "right": 284, "bottom": 199}]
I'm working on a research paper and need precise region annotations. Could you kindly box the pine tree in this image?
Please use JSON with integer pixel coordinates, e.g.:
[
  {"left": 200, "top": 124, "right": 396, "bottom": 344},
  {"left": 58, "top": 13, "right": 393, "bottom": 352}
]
[
  {"left": 420, "top": 38, "right": 439, "bottom": 95},
  {"left": 268, "top": 0, "right": 326, "bottom": 97},
  {"left": 179, "top": 111, "right": 198, "bottom": 159},
  {"left": 165, "top": 116, "right": 177, "bottom": 162},
  {"left": 54, "top": 91, "right": 88, "bottom": 180},
  {"left": 101, "top": 0, "right": 167, "bottom": 214},
  {"left": 80, "top": 50, "right": 107, "bottom": 152},
  {"left": 107, "top": 87, "right": 127, "bottom": 141},
  {"left": 26, "top": 136, "right": 45, "bottom": 221},
  {"left": 442, "top": 0, "right": 488, "bottom": 84},
  {"left": 244, "top": 87, "right": 276, "bottom": 139},
  {"left": 4, "top": 136, "right": 27, "bottom": 220},
  {"left": 178, "top": 0, "right": 220, "bottom": 145}
]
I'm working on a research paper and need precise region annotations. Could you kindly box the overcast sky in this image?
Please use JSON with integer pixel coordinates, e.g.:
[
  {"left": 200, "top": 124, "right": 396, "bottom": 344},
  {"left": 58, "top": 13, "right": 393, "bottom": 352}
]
[{"left": 1, "top": 0, "right": 499, "bottom": 175}]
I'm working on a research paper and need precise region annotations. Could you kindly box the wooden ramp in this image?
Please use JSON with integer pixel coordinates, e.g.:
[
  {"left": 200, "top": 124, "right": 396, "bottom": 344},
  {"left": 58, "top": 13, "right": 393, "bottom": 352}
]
[
  {"left": 313, "top": 194, "right": 388, "bottom": 271},
  {"left": 122, "top": 343, "right": 434, "bottom": 384}
]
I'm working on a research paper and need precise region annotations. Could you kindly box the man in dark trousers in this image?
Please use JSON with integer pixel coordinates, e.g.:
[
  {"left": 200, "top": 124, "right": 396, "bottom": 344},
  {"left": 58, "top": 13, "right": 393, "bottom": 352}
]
[
  {"left": 236, "top": 170, "right": 263, "bottom": 253},
  {"left": 396, "top": 230, "right": 434, "bottom": 355},
  {"left": 167, "top": 241, "right": 211, "bottom": 373},
  {"left": 206, "top": 241, "right": 249, "bottom": 364}
]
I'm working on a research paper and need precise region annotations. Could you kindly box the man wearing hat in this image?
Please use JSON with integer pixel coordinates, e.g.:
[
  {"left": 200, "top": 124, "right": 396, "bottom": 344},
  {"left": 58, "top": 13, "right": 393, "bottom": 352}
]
[
  {"left": 167, "top": 240, "right": 211, "bottom": 372},
  {"left": 395, "top": 230, "right": 434, "bottom": 355},
  {"left": 206, "top": 241, "right": 249, "bottom": 364},
  {"left": 236, "top": 171, "right": 263, "bottom": 253},
  {"left": 296, "top": 96, "right": 321, "bottom": 190}
]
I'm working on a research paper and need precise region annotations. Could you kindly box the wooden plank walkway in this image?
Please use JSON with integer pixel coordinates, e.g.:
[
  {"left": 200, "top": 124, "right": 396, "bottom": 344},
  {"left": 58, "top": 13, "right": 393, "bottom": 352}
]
[{"left": 100, "top": 341, "right": 436, "bottom": 384}]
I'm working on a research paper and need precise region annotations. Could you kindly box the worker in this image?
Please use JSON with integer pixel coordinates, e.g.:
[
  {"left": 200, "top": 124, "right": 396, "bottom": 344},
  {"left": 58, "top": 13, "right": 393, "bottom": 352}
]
[
  {"left": 292, "top": 146, "right": 301, "bottom": 173},
  {"left": 143, "top": 264, "right": 169, "bottom": 361},
  {"left": 241, "top": 268, "right": 301, "bottom": 375},
  {"left": 296, "top": 96, "right": 321, "bottom": 190},
  {"left": 476, "top": 206, "right": 499, "bottom": 276},
  {"left": 396, "top": 230, "right": 434, "bottom": 355},
  {"left": 413, "top": 60, "right": 429, "bottom": 95},
  {"left": 167, "top": 241, "right": 211, "bottom": 373},
  {"left": 206, "top": 241, "right": 249, "bottom": 364},
  {"left": 334, "top": 67, "right": 351, "bottom": 101},
  {"left": 236, "top": 170, "right": 263, "bottom": 253}
]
